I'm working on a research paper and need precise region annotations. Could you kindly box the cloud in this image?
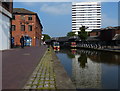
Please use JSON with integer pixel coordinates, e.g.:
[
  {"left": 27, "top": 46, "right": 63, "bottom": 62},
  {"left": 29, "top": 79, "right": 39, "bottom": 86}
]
[
  {"left": 101, "top": 13, "right": 118, "bottom": 28},
  {"left": 40, "top": 3, "right": 71, "bottom": 15},
  {"left": 13, "top": 0, "right": 120, "bottom": 2}
]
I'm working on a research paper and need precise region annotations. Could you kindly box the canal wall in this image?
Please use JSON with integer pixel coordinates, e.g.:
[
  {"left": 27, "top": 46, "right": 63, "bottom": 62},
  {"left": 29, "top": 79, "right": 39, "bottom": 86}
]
[{"left": 51, "top": 47, "right": 76, "bottom": 89}]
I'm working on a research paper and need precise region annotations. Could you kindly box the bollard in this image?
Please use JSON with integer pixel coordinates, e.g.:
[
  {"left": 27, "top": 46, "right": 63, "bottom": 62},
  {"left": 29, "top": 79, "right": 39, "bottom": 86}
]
[{"left": 47, "top": 45, "right": 50, "bottom": 51}]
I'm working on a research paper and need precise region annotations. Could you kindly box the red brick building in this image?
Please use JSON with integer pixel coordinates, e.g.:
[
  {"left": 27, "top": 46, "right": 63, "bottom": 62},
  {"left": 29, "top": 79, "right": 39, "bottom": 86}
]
[
  {"left": 100, "top": 26, "right": 120, "bottom": 41},
  {"left": 12, "top": 8, "right": 43, "bottom": 46},
  {"left": 89, "top": 26, "right": 120, "bottom": 37},
  {"left": 89, "top": 29, "right": 101, "bottom": 36}
]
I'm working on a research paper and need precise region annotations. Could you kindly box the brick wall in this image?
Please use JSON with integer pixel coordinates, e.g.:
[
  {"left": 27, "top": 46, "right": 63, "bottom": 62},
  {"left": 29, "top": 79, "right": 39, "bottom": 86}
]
[
  {"left": 89, "top": 32, "right": 100, "bottom": 36},
  {"left": 12, "top": 14, "right": 42, "bottom": 46}
]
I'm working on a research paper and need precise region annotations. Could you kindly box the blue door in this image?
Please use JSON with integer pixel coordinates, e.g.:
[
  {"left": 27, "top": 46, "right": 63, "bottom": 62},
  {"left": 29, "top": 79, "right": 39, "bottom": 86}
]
[{"left": 24, "top": 36, "right": 32, "bottom": 46}]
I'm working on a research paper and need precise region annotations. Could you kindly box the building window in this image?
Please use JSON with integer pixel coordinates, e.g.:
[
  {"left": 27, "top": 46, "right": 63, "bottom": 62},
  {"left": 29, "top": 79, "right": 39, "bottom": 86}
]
[
  {"left": 96, "top": 32, "right": 98, "bottom": 35},
  {"left": 28, "top": 25, "right": 32, "bottom": 31},
  {"left": 12, "top": 25, "right": 16, "bottom": 31},
  {"left": 28, "top": 15, "right": 32, "bottom": 20},
  {"left": 12, "top": 15, "right": 15, "bottom": 20},
  {"left": 21, "top": 25, "right": 25, "bottom": 31},
  {"left": 21, "top": 15, "right": 25, "bottom": 20}
]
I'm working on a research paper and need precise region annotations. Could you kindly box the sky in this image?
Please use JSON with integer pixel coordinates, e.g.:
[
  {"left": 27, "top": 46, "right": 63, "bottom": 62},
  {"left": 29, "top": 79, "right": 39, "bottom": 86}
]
[
  {"left": 14, "top": 0, "right": 120, "bottom": 2},
  {"left": 13, "top": 1, "right": 119, "bottom": 37}
]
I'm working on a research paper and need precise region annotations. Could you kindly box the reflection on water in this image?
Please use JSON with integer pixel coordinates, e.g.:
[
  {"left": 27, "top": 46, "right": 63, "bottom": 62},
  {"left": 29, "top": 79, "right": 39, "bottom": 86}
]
[
  {"left": 78, "top": 53, "right": 87, "bottom": 68},
  {"left": 56, "top": 48, "right": 120, "bottom": 89}
]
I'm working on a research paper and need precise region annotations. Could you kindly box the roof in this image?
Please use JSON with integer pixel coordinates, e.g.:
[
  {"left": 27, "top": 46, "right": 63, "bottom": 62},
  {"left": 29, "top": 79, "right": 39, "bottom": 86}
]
[
  {"left": 91, "top": 29, "right": 101, "bottom": 32},
  {"left": 13, "top": 8, "right": 36, "bottom": 14},
  {"left": 45, "top": 39, "right": 52, "bottom": 43},
  {"left": 69, "top": 36, "right": 79, "bottom": 39},
  {"left": 86, "top": 36, "right": 100, "bottom": 41},
  {"left": 50, "top": 37, "right": 70, "bottom": 42},
  {"left": 58, "top": 37, "right": 70, "bottom": 42},
  {"left": 101, "top": 26, "right": 120, "bottom": 30}
]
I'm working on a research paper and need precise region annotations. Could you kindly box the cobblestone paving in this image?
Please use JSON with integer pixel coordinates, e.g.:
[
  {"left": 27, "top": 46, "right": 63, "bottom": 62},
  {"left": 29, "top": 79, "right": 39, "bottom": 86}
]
[{"left": 24, "top": 50, "right": 56, "bottom": 89}]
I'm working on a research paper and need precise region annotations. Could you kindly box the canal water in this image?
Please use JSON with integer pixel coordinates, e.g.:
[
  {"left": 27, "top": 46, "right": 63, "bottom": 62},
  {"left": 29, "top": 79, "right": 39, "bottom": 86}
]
[{"left": 55, "top": 48, "right": 120, "bottom": 89}]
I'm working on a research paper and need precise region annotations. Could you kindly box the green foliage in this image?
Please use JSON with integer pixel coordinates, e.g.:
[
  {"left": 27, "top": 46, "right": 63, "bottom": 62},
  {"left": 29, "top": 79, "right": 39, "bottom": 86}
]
[
  {"left": 43, "top": 34, "right": 51, "bottom": 41},
  {"left": 67, "top": 32, "right": 76, "bottom": 37},
  {"left": 78, "top": 26, "right": 88, "bottom": 41}
]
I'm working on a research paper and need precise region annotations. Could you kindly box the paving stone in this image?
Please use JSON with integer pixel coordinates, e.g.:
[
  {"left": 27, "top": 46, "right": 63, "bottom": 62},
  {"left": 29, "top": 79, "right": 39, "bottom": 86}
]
[
  {"left": 40, "top": 75, "right": 45, "bottom": 78},
  {"left": 39, "top": 81, "right": 44, "bottom": 84},
  {"left": 33, "top": 80, "right": 38, "bottom": 84},
  {"left": 50, "top": 84, "right": 55, "bottom": 88},
  {"left": 49, "top": 73, "right": 53, "bottom": 75},
  {"left": 38, "top": 71, "right": 42, "bottom": 73},
  {"left": 32, "top": 72, "right": 37, "bottom": 75},
  {"left": 37, "top": 73, "right": 41, "bottom": 75},
  {"left": 46, "top": 76, "right": 49, "bottom": 78},
  {"left": 37, "top": 84, "right": 43, "bottom": 88},
  {"left": 36, "top": 75, "right": 41, "bottom": 77},
  {"left": 27, "top": 81, "right": 33, "bottom": 85},
  {"left": 46, "top": 73, "right": 49, "bottom": 76},
  {"left": 40, "top": 78, "right": 44, "bottom": 80},
  {"left": 24, "top": 85, "right": 31, "bottom": 89},
  {"left": 36, "top": 67, "right": 39, "bottom": 70},
  {"left": 32, "top": 75, "right": 36, "bottom": 78},
  {"left": 50, "top": 70, "right": 53, "bottom": 72},
  {"left": 50, "top": 78, "right": 54, "bottom": 81},
  {"left": 44, "top": 84, "right": 49, "bottom": 87},
  {"left": 45, "top": 81, "right": 49, "bottom": 84},
  {"left": 38, "top": 64, "right": 41, "bottom": 67},
  {"left": 34, "top": 70, "right": 38, "bottom": 73},
  {"left": 43, "top": 68, "right": 46, "bottom": 71},
  {"left": 45, "top": 77, "right": 49, "bottom": 80},
  {"left": 24, "top": 50, "right": 56, "bottom": 89},
  {"left": 35, "top": 78, "right": 40, "bottom": 81},
  {"left": 30, "top": 78, "right": 35, "bottom": 81},
  {"left": 46, "top": 70, "right": 49, "bottom": 73},
  {"left": 41, "top": 73, "right": 45, "bottom": 75},
  {"left": 31, "top": 85, "right": 37, "bottom": 89},
  {"left": 50, "top": 81, "right": 54, "bottom": 84}
]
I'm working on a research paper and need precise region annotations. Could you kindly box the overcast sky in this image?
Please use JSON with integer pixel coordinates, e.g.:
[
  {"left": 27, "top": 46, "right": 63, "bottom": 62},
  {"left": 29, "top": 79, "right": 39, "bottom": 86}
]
[{"left": 13, "top": 2, "right": 118, "bottom": 37}]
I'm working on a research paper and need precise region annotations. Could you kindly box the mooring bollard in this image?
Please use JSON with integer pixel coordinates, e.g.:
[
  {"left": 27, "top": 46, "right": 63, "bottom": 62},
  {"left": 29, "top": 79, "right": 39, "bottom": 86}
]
[{"left": 47, "top": 45, "right": 50, "bottom": 51}]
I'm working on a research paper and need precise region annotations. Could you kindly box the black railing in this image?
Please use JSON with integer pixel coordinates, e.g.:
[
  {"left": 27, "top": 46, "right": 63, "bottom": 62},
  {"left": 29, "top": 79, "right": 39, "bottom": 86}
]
[{"left": 76, "top": 40, "right": 120, "bottom": 49}]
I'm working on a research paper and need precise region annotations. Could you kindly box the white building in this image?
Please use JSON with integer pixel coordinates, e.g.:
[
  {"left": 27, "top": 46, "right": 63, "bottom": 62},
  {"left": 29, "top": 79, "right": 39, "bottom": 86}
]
[
  {"left": 0, "top": 1, "right": 12, "bottom": 50},
  {"left": 72, "top": 2, "right": 101, "bottom": 35}
]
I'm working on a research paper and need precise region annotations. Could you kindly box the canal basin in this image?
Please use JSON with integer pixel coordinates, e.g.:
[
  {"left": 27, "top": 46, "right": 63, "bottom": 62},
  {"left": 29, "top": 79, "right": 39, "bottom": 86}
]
[{"left": 55, "top": 48, "right": 120, "bottom": 89}]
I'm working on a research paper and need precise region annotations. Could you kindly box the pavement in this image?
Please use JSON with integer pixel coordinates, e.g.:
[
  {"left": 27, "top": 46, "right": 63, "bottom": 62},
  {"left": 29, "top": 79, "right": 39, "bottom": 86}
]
[
  {"left": 24, "top": 50, "right": 56, "bottom": 89},
  {"left": 23, "top": 47, "right": 76, "bottom": 89},
  {"left": 2, "top": 45, "right": 47, "bottom": 89},
  {"left": 2, "top": 45, "right": 76, "bottom": 90}
]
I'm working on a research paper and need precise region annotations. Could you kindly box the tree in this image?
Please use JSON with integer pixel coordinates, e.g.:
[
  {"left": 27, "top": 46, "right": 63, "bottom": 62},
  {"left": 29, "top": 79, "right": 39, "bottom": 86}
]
[
  {"left": 67, "top": 32, "right": 76, "bottom": 37},
  {"left": 42, "top": 34, "right": 51, "bottom": 41},
  {"left": 78, "top": 26, "right": 88, "bottom": 41}
]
